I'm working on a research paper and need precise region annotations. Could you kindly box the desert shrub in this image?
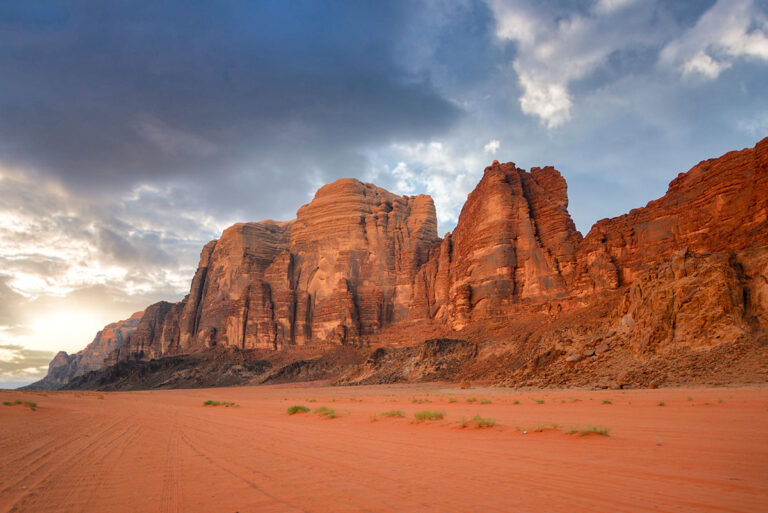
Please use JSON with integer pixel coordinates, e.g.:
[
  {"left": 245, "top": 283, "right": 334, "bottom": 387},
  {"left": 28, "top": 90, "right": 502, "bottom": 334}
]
[
  {"left": 379, "top": 410, "right": 405, "bottom": 418},
  {"left": 448, "top": 397, "right": 458, "bottom": 403},
  {"left": 602, "top": 400, "right": 612, "bottom": 404},
  {"left": 3, "top": 400, "right": 36, "bottom": 410},
  {"left": 286, "top": 405, "right": 310, "bottom": 415},
  {"left": 479, "top": 398, "right": 491, "bottom": 404},
  {"left": 413, "top": 410, "right": 445, "bottom": 422},
  {"left": 471, "top": 415, "right": 495, "bottom": 428},
  {"left": 466, "top": 397, "right": 477, "bottom": 403},
  {"left": 578, "top": 426, "right": 611, "bottom": 437},
  {"left": 314, "top": 406, "right": 337, "bottom": 419},
  {"left": 203, "top": 400, "right": 237, "bottom": 407}
]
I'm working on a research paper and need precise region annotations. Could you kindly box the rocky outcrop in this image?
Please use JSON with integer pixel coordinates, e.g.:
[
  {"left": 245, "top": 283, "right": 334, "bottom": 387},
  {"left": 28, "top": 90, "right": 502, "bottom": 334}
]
[
  {"left": 571, "top": 138, "right": 768, "bottom": 294},
  {"left": 36, "top": 137, "right": 768, "bottom": 389},
  {"left": 111, "top": 136, "right": 768, "bottom": 364},
  {"left": 27, "top": 311, "right": 142, "bottom": 389},
  {"left": 112, "top": 179, "right": 438, "bottom": 362},
  {"left": 413, "top": 162, "right": 583, "bottom": 329}
]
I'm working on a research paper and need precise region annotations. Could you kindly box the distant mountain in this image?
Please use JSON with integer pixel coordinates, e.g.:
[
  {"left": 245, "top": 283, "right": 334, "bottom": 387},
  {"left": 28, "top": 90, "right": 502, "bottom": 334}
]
[{"left": 25, "top": 311, "right": 143, "bottom": 389}]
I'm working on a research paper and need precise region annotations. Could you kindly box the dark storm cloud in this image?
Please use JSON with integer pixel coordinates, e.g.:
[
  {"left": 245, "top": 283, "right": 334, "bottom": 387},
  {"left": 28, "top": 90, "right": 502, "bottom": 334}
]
[{"left": 0, "top": 0, "right": 460, "bottom": 196}]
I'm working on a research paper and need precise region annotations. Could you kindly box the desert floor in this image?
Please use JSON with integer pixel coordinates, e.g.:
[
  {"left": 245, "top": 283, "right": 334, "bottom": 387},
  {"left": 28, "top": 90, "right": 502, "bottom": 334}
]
[{"left": 1, "top": 384, "right": 766, "bottom": 513}]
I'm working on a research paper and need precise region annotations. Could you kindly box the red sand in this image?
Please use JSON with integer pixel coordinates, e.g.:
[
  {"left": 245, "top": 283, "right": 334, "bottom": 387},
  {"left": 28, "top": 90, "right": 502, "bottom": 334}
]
[{"left": 1, "top": 384, "right": 766, "bottom": 512}]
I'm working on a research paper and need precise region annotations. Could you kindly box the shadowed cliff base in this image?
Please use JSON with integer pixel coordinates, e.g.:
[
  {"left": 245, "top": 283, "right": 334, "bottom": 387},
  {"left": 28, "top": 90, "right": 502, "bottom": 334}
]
[{"left": 29, "top": 137, "right": 768, "bottom": 391}]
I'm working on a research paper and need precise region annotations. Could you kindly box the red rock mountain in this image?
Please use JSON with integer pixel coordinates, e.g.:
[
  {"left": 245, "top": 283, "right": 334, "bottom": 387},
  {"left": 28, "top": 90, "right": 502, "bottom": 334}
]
[{"left": 36, "top": 137, "right": 768, "bottom": 388}]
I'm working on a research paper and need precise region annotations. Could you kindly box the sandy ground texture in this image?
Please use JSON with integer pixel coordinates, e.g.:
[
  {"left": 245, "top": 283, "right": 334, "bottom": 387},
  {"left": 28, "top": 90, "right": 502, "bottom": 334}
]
[{"left": 1, "top": 384, "right": 767, "bottom": 513}]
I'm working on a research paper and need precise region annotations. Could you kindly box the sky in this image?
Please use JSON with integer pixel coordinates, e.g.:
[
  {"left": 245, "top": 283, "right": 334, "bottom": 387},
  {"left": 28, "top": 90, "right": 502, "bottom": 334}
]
[{"left": 1, "top": 0, "right": 768, "bottom": 387}]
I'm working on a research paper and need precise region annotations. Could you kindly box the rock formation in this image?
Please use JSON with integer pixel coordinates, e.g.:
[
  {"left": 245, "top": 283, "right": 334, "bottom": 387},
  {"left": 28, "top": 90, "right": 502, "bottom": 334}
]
[
  {"left": 35, "top": 137, "right": 768, "bottom": 389},
  {"left": 413, "top": 162, "right": 583, "bottom": 328},
  {"left": 28, "top": 311, "right": 142, "bottom": 389},
  {"left": 112, "top": 179, "right": 438, "bottom": 362}
]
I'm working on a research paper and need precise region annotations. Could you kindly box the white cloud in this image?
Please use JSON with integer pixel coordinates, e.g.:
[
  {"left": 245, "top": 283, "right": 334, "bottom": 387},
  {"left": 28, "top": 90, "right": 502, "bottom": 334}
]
[
  {"left": 0, "top": 162, "right": 228, "bottom": 356},
  {"left": 486, "top": 0, "right": 659, "bottom": 128},
  {"left": 660, "top": 0, "right": 768, "bottom": 79},
  {"left": 372, "top": 141, "right": 492, "bottom": 230},
  {"left": 483, "top": 139, "right": 500, "bottom": 154},
  {"left": 594, "top": 0, "right": 637, "bottom": 15},
  {"left": 682, "top": 50, "right": 726, "bottom": 78},
  {"left": 391, "top": 162, "right": 417, "bottom": 194}
]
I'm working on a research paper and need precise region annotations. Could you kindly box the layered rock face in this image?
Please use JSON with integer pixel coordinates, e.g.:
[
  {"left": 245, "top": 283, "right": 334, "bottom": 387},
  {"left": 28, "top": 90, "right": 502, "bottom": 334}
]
[
  {"left": 114, "top": 137, "right": 768, "bottom": 361},
  {"left": 29, "top": 311, "right": 142, "bottom": 389},
  {"left": 37, "top": 137, "right": 768, "bottom": 388},
  {"left": 114, "top": 179, "right": 438, "bottom": 361},
  {"left": 413, "top": 162, "right": 583, "bottom": 328},
  {"left": 572, "top": 138, "right": 768, "bottom": 294}
]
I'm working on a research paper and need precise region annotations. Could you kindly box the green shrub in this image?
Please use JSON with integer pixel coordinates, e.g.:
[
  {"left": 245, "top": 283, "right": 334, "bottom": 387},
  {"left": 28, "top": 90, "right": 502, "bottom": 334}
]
[
  {"left": 466, "top": 397, "right": 477, "bottom": 403},
  {"left": 203, "top": 400, "right": 237, "bottom": 407},
  {"left": 448, "top": 397, "right": 458, "bottom": 403},
  {"left": 471, "top": 415, "right": 495, "bottom": 428},
  {"left": 379, "top": 410, "right": 405, "bottom": 418},
  {"left": 286, "top": 405, "right": 310, "bottom": 415},
  {"left": 3, "top": 400, "right": 36, "bottom": 410},
  {"left": 602, "top": 400, "right": 612, "bottom": 405},
  {"left": 413, "top": 410, "right": 445, "bottom": 422},
  {"left": 513, "top": 400, "right": 520, "bottom": 405},
  {"left": 314, "top": 406, "right": 337, "bottom": 419},
  {"left": 479, "top": 398, "right": 492, "bottom": 404},
  {"left": 657, "top": 401, "right": 665, "bottom": 407}
]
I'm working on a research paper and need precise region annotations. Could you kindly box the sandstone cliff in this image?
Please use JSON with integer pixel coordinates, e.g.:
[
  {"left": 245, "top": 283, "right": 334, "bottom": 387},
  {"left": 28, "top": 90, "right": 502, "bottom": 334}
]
[
  {"left": 37, "top": 137, "right": 768, "bottom": 389},
  {"left": 112, "top": 179, "right": 438, "bottom": 363}
]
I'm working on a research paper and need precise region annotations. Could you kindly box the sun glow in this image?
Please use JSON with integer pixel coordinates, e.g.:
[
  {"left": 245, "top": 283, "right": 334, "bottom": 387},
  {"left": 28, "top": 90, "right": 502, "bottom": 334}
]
[{"left": 23, "top": 308, "right": 106, "bottom": 354}]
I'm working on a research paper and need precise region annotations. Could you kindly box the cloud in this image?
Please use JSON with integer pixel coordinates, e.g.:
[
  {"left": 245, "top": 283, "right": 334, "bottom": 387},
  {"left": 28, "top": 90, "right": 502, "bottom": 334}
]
[
  {"left": 660, "top": 0, "right": 768, "bottom": 79},
  {"left": 485, "top": 0, "right": 689, "bottom": 128},
  {"left": 483, "top": 139, "right": 500, "bottom": 154},
  {"left": 0, "top": 166, "right": 208, "bottom": 300},
  {"left": 368, "top": 140, "right": 495, "bottom": 231},
  {"left": 594, "top": 0, "right": 638, "bottom": 15},
  {"left": 0, "top": 1, "right": 459, "bottom": 196},
  {"left": 0, "top": 343, "right": 55, "bottom": 387},
  {"left": 486, "top": 2, "right": 604, "bottom": 127},
  {"left": 134, "top": 116, "right": 219, "bottom": 158}
]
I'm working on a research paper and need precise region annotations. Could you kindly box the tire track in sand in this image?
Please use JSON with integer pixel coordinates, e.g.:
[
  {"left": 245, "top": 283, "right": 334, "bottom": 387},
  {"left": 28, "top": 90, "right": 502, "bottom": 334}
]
[{"left": 160, "top": 412, "right": 184, "bottom": 513}]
